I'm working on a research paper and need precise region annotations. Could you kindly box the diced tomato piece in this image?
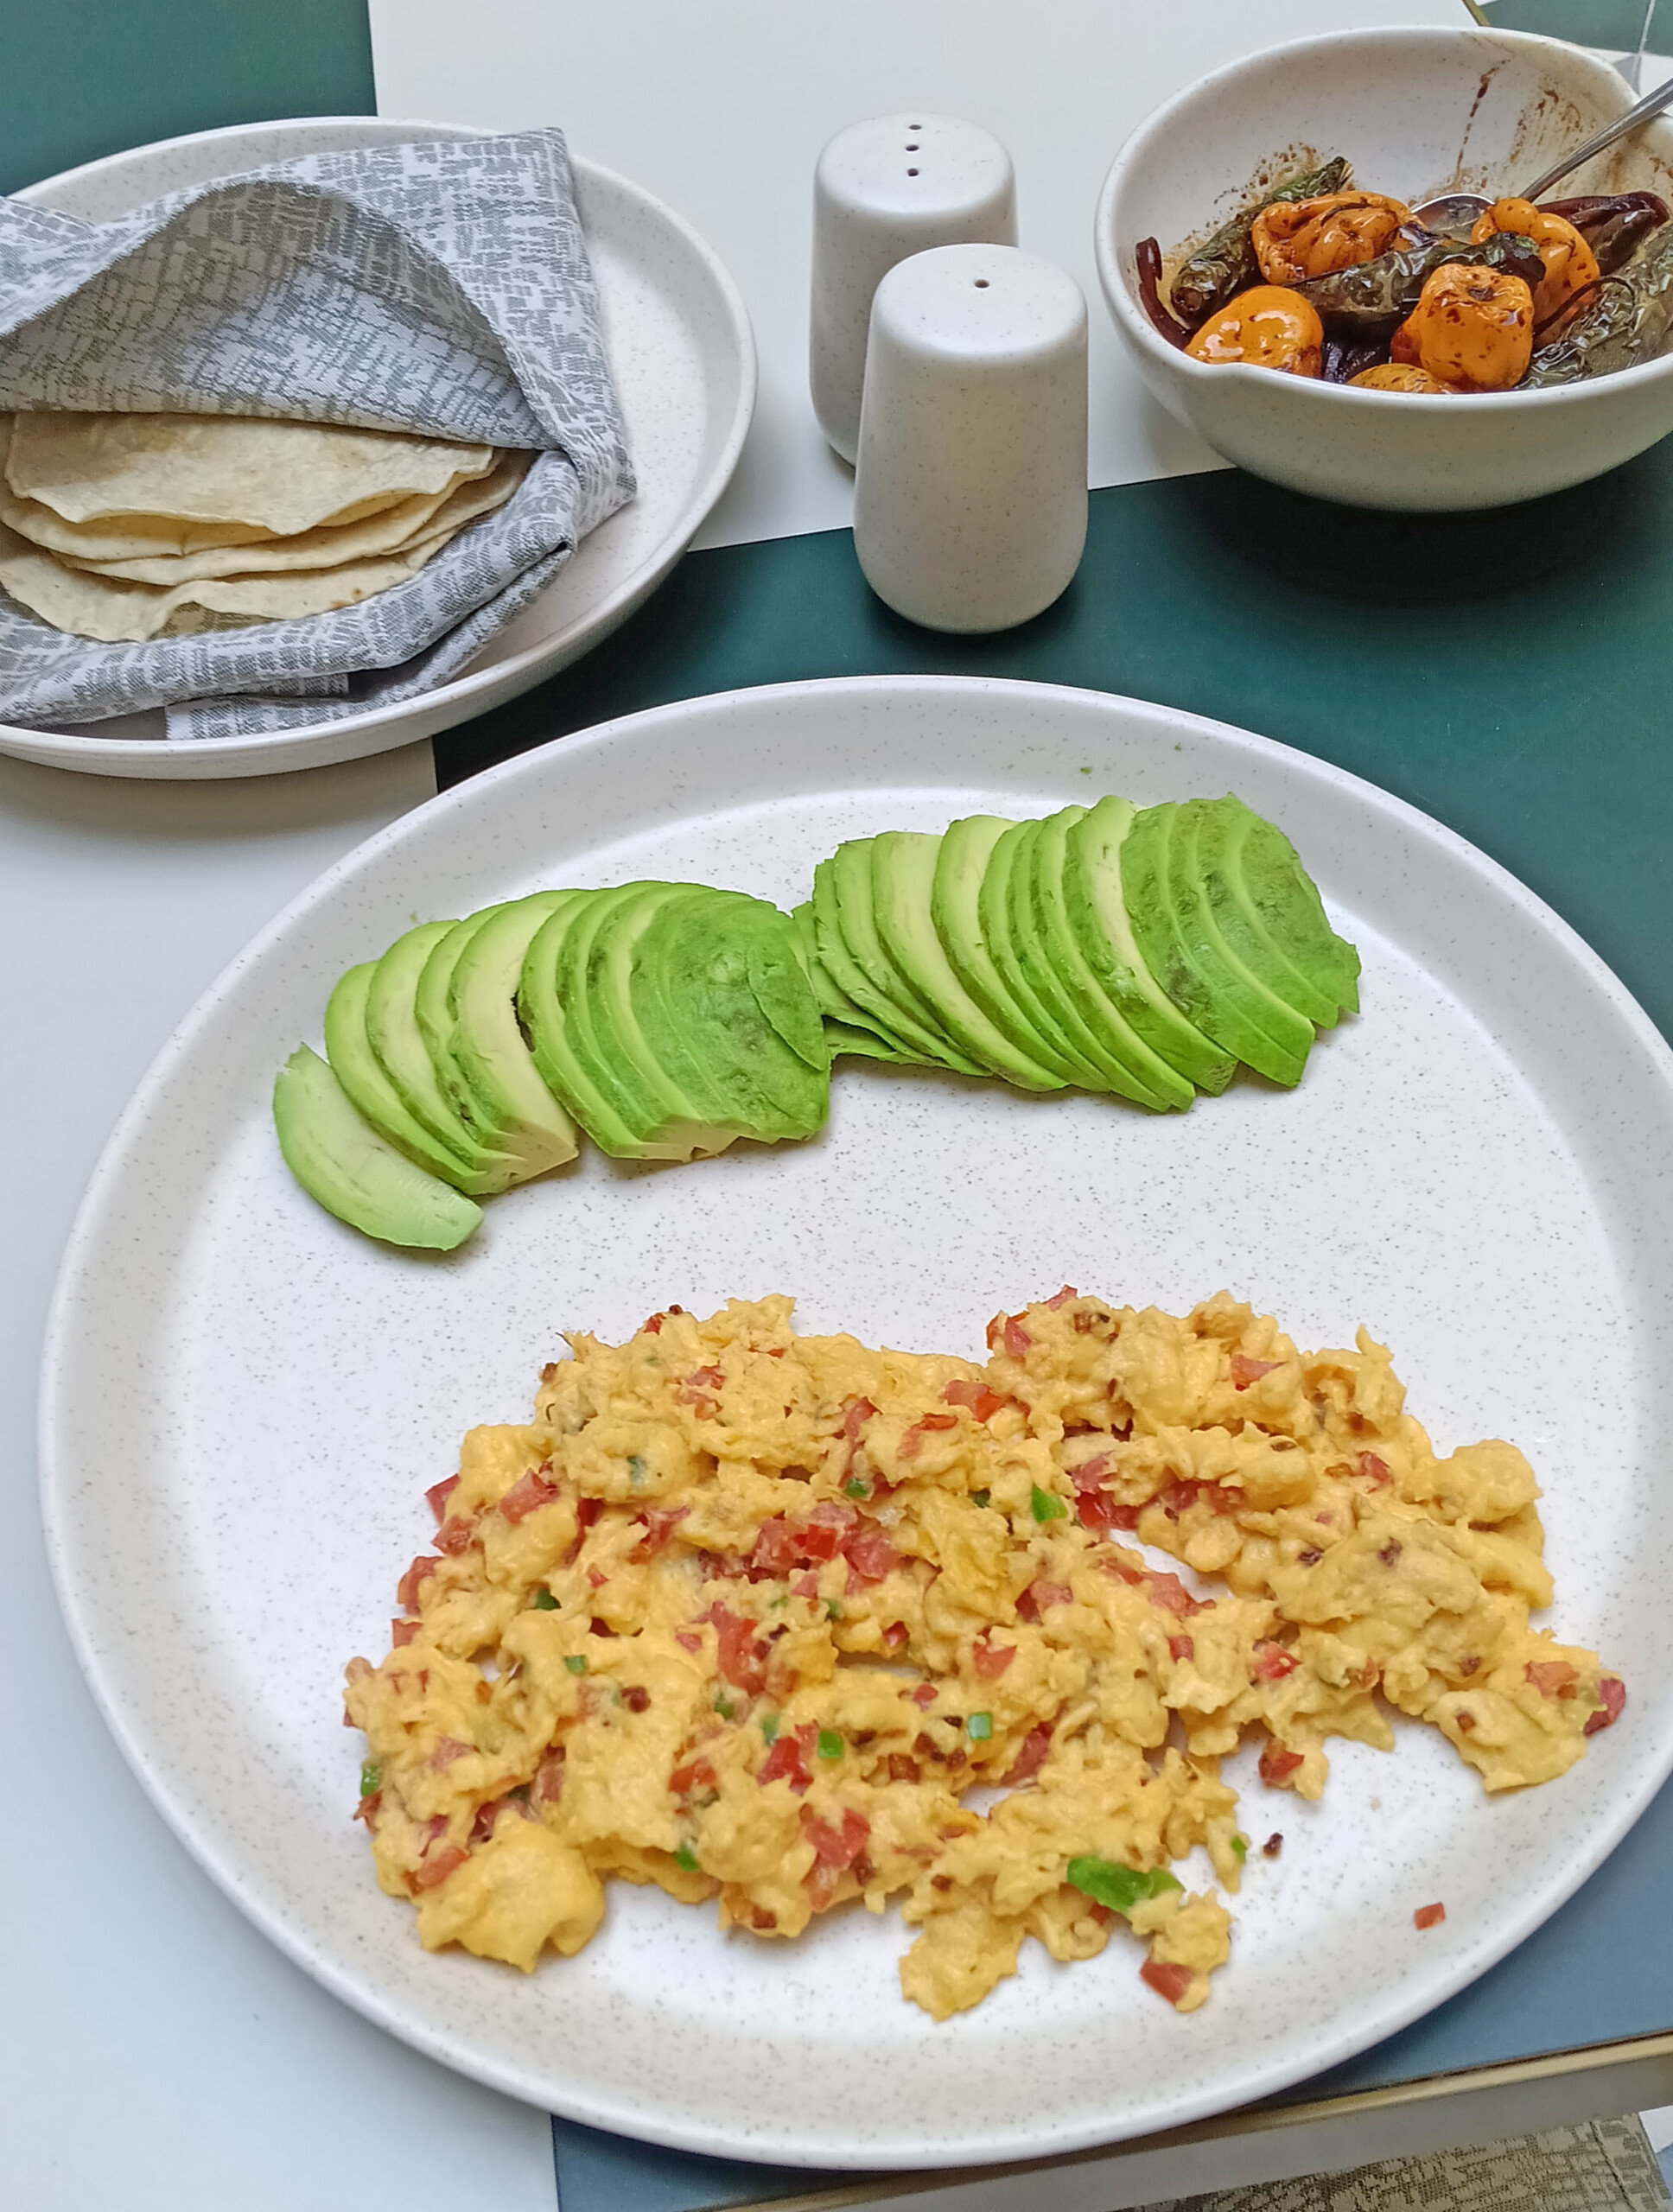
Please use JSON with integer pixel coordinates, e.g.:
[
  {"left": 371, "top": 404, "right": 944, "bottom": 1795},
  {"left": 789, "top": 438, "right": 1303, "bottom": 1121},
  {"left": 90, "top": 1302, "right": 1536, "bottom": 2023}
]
[
  {"left": 1252, "top": 1643, "right": 1299, "bottom": 1682},
  {"left": 841, "top": 1396, "right": 878, "bottom": 1440},
  {"left": 802, "top": 1501, "right": 858, "bottom": 1560},
  {"left": 499, "top": 1467, "right": 559, "bottom": 1525},
  {"left": 1585, "top": 1676, "right": 1627, "bottom": 1735},
  {"left": 410, "top": 1844, "right": 468, "bottom": 1892},
  {"left": 533, "top": 1751, "right": 565, "bottom": 1805},
  {"left": 632, "top": 1504, "right": 688, "bottom": 1560},
  {"left": 1526, "top": 1659, "right": 1579, "bottom": 1699},
  {"left": 682, "top": 1364, "right": 726, "bottom": 1398},
  {"left": 1003, "top": 1316, "right": 1032, "bottom": 1360},
  {"left": 985, "top": 1314, "right": 1005, "bottom": 1351},
  {"left": 1002, "top": 1721, "right": 1053, "bottom": 1784},
  {"left": 1147, "top": 1571, "right": 1206, "bottom": 1619},
  {"left": 642, "top": 1313, "right": 664, "bottom": 1334},
  {"left": 759, "top": 1725, "right": 816, "bottom": 1794},
  {"left": 1107, "top": 1558, "right": 1146, "bottom": 1588},
  {"left": 881, "top": 1619, "right": 909, "bottom": 1653},
  {"left": 1168, "top": 1635, "right": 1195, "bottom": 1663},
  {"left": 1413, "top": 1902, "right": 1446, "bottom": 1930},
  {"left": 1078, "top": 1490, "right": 1141, "bottom": 1535},
  {"left": 674, "top": 1628, "right": 703, "bottom": 1654},
  {"left": 1046, "top": 1285, "right": 1078, "bottom": 1310},
  {"left": 1161, "top": 1478, "right": 1203, "bottom": 1518},
  {"left": 887, "top": 1753, "right": 920, "bottom": 1783},
  {"left": 426, "top": 1474, "right": 460, "bottom": 1523},
  {"left": 1231, "top": 1354, "right": 1281, "bottom": 1390},
  {"left": 749, "top": 1517, "right": 802, "bottom": 1577},
  {"left": 391, "top": 1618, "right": 420, "bottom": 1647},
  {"left": 396, "top": 1554, "right": 438, "bottom": 1612},
  {"left": 910, "top": 1682, "right": 938, "bottom": 1707},
  {"left": 435, "top": 1514, "right": 474, "bottom": 1556},
  {"left": 1358, "top": 1452, "right": 1391, "bottom": 1485},
  {"left": 972, "top": 1633, "right": 1015, "bottom": 1681},
  {"left": 708, "top": 1604, "right": 769, "bottom": 1694},
  {"left": 353, "top": 1789, "right": 380, "bottom": 1826},
  {"left": 802, "top": 1804, "right": 870, "bottom": 1870},
  {"left": 668, "top": 1758, "right": 717, "bottom": 1796},
  {"left": 843, "top": 1524, "right": 899, "bottom": 1582},
  {"left": 1140, "top": 1959, "right": 1195, "bottom": 2005},
  {"left": 576, "top": 1497, "right": 604, "bottom": 1529},
  {"left": 1068, "top": 1454, "right": 1114, "bottom": 1491},
  {"left": 469, "top": 1799, "right": 506, "bottom": 1842},
  {"left": 900, "top": 1412, "right": 959, "bottom": 1459},
  {"left": 429, "top": 1736, "right": 472, "bottom": 1770},
  {"left": 943, "top": 1379, "right": 987, "bottom": 1411},
  {"left": 1259, "top": 1741, "right": 1305, "bottom": 1788}
]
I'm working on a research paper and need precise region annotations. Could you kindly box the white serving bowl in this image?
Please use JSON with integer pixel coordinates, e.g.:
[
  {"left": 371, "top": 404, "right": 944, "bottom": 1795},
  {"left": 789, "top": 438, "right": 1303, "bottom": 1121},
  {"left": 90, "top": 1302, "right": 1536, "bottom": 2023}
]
[{"left": 1095, "top": 26, "right": 1673, "bottom": 511}]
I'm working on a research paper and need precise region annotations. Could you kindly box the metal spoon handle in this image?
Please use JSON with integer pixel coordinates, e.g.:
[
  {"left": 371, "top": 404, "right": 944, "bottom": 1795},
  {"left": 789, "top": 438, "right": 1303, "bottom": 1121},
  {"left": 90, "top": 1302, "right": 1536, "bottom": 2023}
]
[{"left": 1520, "top": 67, "right": 1673, "bottom": 201}]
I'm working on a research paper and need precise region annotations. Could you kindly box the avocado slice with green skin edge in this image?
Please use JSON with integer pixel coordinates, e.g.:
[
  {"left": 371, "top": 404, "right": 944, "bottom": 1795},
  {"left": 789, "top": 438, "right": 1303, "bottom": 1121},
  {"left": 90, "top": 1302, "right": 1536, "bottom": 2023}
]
[
  {"left": 365, "top": 921, "right": 525, "bottom": 1189},
  {"left": 794, "top": 902, "right": 935, "bottom": 1065},
  {"left": 518, "top": 890, "right": 649, "bottom": 1158},
  {"left": 416, "top": 905, "right": 506, "bottom": 1114},
  {"left": 1062, "top": 798, "right": 1236, "bottom": 1095},
  {"left": 1190, "top": 798, "right": 1343, "bottom": 1031},
  {"left": 448, "top": 892, "right": 582, "bottom": 1177},
  {"left": 930, "top": 815, "right": 1090, "bottom": 1088},
  {"left": 274, "top": 1046, "right": 481, "bottom": 1251},
  {"left": 869, "top": 830, "right": 1065, "bottom": 1090},
  {"left": 1211, "top": 798, "right": 1360, "bottom": 1024},
  {"left": 633, "top": 888, "right": 829, "bottom": 1141},
  {"left": 324, "top": 963, "right": 495, "bottom": 1192},
  {"left": 1125, "top": 803, "right": 1314, "bottom": 1086},
  {"left": 812, "top": 851, "right": 985, "bottom": 1075},
  {"left": 1024, "top": 808, "right": 1194, "bottom": 1112},
  {"left": 979, "top": 820, "right": 1111, "bottom": 1089},
  {"left": 828, "top": 838, "right": 988, "bottom": 1077}
]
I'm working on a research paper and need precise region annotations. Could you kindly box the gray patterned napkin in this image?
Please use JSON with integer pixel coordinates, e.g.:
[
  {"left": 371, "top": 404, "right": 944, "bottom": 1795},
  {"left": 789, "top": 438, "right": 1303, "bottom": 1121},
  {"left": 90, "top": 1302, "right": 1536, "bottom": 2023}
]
[{"left": 0, "top": 129, "right": 633, "bottom": 738}]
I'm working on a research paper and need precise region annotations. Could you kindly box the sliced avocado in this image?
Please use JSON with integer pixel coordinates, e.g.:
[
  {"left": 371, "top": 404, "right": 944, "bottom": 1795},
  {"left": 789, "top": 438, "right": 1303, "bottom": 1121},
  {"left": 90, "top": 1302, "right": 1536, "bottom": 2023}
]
[
  {"left": 632, "top": 887, "right": 830, "bottom": 1141},
  {"left": 794, "top": 899, "right": 929, "bottom": 1062},
  {"left": 518, "top": 890, "right": 647, "bottom": 1158},
  {"left": 365, "top": 921, "right": 525, "bottom": 1191},
  {"left": 415, "top": 905, "right": 506, "bottom": 1116},
  {"left": 1205, "top": 796, "right": 1360, "bottom": 1026},
  {"left": 448, "top": 893, "right": 581, "bottom": 1178},
  {"left": 1063, "top": 798, "right": 1236, "bottom": 1095},
  {"left": 274, "top": 1046, "right": 480, "bottom": 1251},
  {"left": 324, "top": 963, "right": 495, "bottom": 1193},
  {"left": 823, "top": 1018, "right": 931, "bottom": 1065},
  {"left": 1023, "top": 809, "right": 1193, "bottom": 1111},
  {"left": 931, "top": 815, "right": 1088, "bottom": 1087},
  {"left": 811, "top": 850, "right": 984, "bottom": 1074},
  {"left": 868, "top": 830, "right": 1064, "bottom": 1090},
  {"left": 1125, "top": 803, "right": 1314, "bottom": 1086},
  {"left": 978, "top": 819, "right": 1110, "bottom": 1089}
]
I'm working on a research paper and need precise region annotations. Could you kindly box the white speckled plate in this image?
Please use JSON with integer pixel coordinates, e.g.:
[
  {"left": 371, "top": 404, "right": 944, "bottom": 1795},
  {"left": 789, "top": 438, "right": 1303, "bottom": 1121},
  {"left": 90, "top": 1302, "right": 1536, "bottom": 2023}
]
[
  {"left": 0, "top": 118, "right": 754, "bottom": 780},
  {"left": 40, "top": 677, "right": 1673, "bottom": 2168}
]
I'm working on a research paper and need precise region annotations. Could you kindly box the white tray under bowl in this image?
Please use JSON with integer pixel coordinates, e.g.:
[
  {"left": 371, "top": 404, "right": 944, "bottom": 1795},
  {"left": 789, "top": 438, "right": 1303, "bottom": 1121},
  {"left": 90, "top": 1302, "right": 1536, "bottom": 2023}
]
[{"left": 0, "top": 116, "right": 755, "bottom": 779}]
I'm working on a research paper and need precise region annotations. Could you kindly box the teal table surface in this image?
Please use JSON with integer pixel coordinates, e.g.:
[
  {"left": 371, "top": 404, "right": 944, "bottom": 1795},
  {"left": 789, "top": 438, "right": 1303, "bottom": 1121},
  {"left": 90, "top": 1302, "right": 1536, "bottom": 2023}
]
[{"left": 5, "top": 3, "right": 1670, "bottom": 2202}]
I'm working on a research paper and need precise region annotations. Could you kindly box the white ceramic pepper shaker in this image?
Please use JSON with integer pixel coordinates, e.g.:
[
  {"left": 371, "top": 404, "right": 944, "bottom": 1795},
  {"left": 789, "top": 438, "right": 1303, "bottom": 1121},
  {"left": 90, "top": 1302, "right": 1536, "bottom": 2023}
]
[
  {"left": 811, "top": 114, "right": 1016, "bottom": 464},
  {"left": 852, "top": 244, "right": 1088, "bottom": 635}
]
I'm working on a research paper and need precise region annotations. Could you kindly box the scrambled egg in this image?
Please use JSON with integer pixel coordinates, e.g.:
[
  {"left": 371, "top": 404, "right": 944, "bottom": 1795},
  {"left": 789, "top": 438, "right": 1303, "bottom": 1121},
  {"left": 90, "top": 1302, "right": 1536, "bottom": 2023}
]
[{"left": 344, "top": 1291, "right": 1625, "bottom": 2018}]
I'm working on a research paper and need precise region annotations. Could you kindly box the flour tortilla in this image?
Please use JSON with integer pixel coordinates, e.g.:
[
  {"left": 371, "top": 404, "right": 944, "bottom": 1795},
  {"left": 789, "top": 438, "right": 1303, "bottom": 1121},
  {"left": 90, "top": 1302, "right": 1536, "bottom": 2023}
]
[
  {"left": 47, "top": 450, "right": 529, "bottom": 584},
  {"left": 0, "top": 505, "right": 494, "bottom": 643},
  {"left": 3, "top": 411, "right": 498, "bottom": 534}
]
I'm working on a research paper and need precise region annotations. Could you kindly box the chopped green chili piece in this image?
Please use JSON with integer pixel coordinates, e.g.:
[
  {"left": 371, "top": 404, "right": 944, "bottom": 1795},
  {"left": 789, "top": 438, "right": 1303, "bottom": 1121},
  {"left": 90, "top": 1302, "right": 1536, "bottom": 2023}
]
[
  {"left": 760, "top": 1713, "right": 781, "bottom": 1744},
  {"left": 627, "top": 1453, "right": 648, "bottom": 1484},
  {"left": 675, "top": 1844, "right": 699, "bottom": 1872},
  {"left": 531, "top": 1588, "right": 559, "bottom": 1611},
  {"left": 564, "top": 1655, "right": 588, "bottom": 1675},
  {"left": 1066, "top": 1855, "right": 1182, "bottom": 1916},
  {"left": 359, "top": 1760, "right": 381, "bottom": 1796},
  {"left": 966, "top": 1712, "right": 993, "bottom": 1740},
  {"left": 843, "top": 1475, "right": 869, "bottom": 1499},
  {"left": 1231, "top": 1834, "right": 1249, "bottom": 1864},
  {"left": 714, "top": 1694, "right": 735, "bottom": 1719},
  {"left": 826, "top": 1599, "right": 843, "bottom": 1620},
  {"left": 817, "top": 1728, "right": 843, "bottom": 1760},
  {"left": 1030, "top": 1483, "right": 1067, "bottom": 1523},
  {"left": 769, "top": 1592, "right": 789, "bottom": 1610},
  {"left": 971, "top": 1489, "right": 990, "bottom": 1509}
]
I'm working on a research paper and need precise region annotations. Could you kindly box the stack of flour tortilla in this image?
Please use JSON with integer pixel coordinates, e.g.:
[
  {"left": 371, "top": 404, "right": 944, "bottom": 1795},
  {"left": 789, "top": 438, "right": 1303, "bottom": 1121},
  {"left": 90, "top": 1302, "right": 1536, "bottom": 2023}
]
[{"left": 0, "top": 411, "right": 531, "bottom": 644}]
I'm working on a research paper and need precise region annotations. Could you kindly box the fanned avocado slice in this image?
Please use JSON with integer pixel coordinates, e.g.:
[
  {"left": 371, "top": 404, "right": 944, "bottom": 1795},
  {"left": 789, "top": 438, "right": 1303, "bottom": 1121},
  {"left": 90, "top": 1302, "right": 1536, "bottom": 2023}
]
[
  {"left": 448, "top": 892, "right": 582, "bottom": 1177},
  {"left": 1205, "top": 796, "right": 1360, "bottom": 1025},
  {"left": 1024, "top": 808, "right": 1193, "bottom": 1111},
  {"left": 416, "top": 905, "right": 507, "bottom": 1113},
  {"left": 812, "top": 849, "right": 985, "bottom": 1075},
  {"left": 324, "top": 963, "right": 493, "bottom": 1193},
  {"left": 869, "top": 830, "right": 1065, "bottom": 1091},
  {"left": 274, "top": 1046, "right": 481, "bottom": 1251},
  {"left": 555, "top": 883, "right": 711, "bottom": 1158},
  {"left": 365, "top": 921, "right": 525, "bottom": 1191},
  {"left": 793, "top": 899, "right": 928, "bottom": 1063},
  {"left": 633, "top": 887, "right": 830, "bottom": 1141},
  {"left": 518, "top": 889, "right": 645, "bottom": 1156},
  {"left": 978, "top": 820, "right": 1110, "bottom": 1089},
  {"left": 1063, "top": 798, "right": 1236, "bottom": 1094},
  {"left": 1125, "top": 803, "right": 1314, "bottom": 1086},
  {"left": 822, "top": 1018, "right": 929, "bottom": 1065},
  {"left": 931, "top": 815, "right": 1087, "bottom": 1087}
]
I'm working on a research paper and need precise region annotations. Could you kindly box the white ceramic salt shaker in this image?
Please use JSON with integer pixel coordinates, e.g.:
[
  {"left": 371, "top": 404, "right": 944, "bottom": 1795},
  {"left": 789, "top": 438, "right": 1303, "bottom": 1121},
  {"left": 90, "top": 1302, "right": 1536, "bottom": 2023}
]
[
  {"left": 811, "top": 114, "right": 1016, "bottom": 464},
  {"left": 852, "top": 244, "right": 1088, "bottom": 634}
]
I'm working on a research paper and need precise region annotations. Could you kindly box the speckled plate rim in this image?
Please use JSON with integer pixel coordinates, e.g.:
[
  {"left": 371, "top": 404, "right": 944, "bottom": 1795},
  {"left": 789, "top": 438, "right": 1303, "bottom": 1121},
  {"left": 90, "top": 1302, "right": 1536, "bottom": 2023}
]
[
  {"left": 36, "top": 675, "right": 1673, "bottom": 2168},
  {"left": 0, "top": 116, "right": 756, "bottom": 780}
]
